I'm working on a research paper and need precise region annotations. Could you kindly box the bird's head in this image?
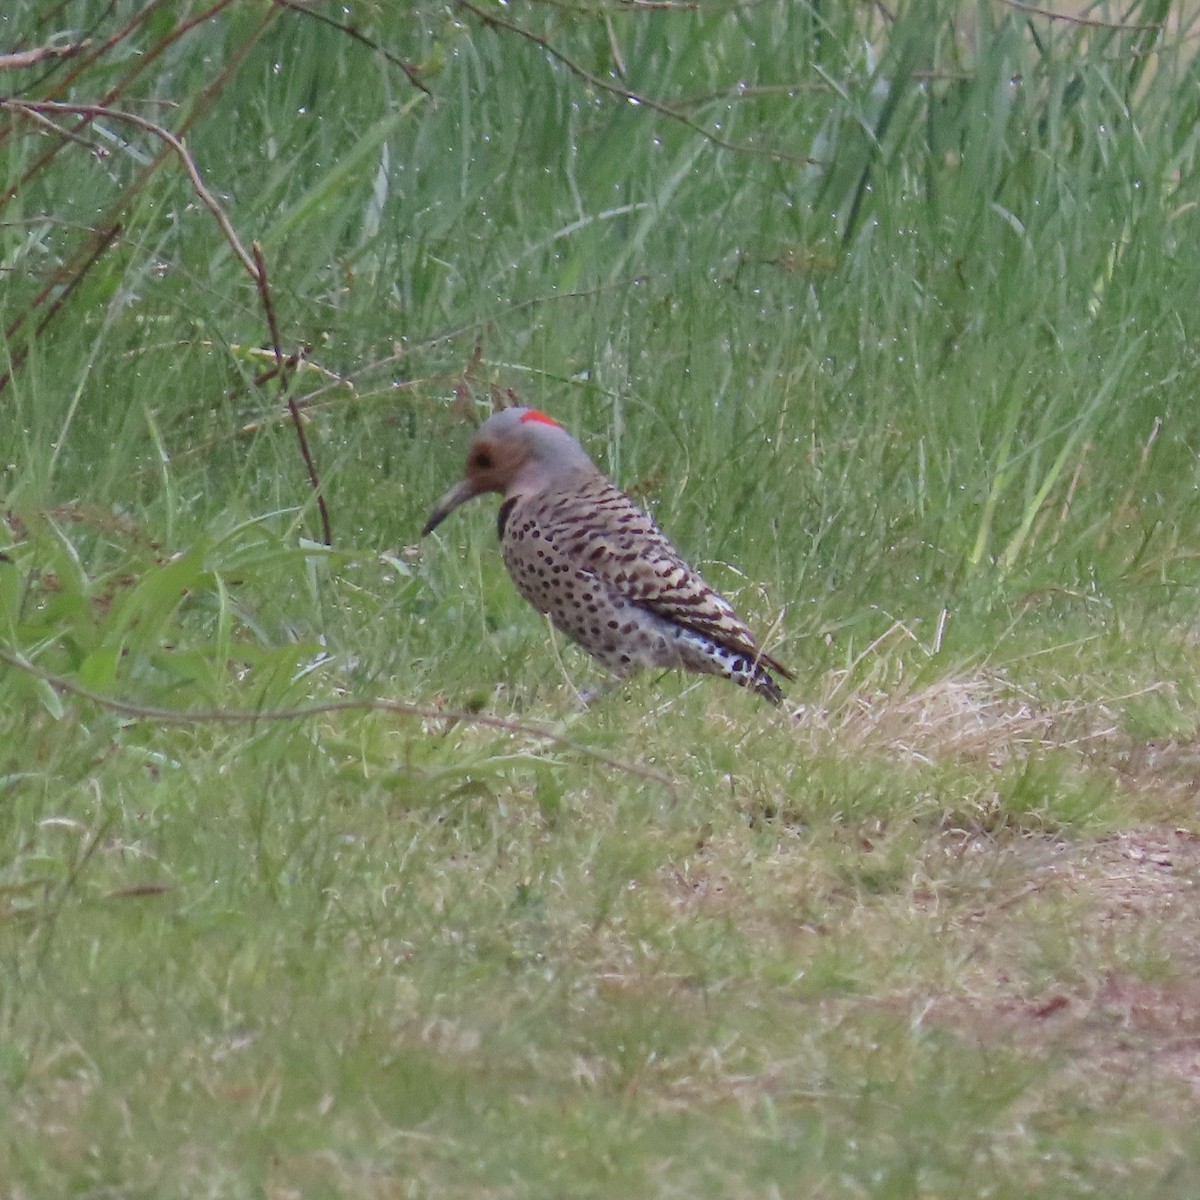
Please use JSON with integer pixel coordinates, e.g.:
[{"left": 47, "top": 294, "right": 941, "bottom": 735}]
[{"left": 422, "top": 408, "right": 595, "bottom": 536}]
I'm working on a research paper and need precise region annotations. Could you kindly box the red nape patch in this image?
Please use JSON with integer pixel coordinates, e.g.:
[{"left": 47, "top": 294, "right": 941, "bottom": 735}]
[{"left": 519, "top": 410, "right": 562, "bottom": 429}]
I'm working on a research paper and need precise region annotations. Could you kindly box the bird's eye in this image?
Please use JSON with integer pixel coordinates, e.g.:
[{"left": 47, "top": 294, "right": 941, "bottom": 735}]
[{"left": 473, "top": 451, "right": 494, "bottom": 470}]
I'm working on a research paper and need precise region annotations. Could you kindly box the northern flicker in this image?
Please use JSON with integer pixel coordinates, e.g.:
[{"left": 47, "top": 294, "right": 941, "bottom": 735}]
[{"left": 422, "top": 407, "right": 792, "bottom": 703}]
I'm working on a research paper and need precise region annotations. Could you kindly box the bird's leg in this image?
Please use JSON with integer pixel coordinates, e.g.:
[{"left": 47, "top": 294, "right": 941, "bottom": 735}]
[{"left": 575, "top": 675, "right": 625, "bottom": 708}]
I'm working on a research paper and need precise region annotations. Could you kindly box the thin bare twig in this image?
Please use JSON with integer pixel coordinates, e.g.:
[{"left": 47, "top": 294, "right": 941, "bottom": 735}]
[
  {"left": 456, "top": 0, "right": 815, "bottom": 166},
  {"left": 272, "top": 0, "right": 432, "bottom": 97},
  {"left": 0, "top": 0, "right": 231, "bottom": 175},
  {"left": 2, "top": 100, "right": 105, "bottom": 150},
  {"left": 996, "top": 0, "right": 1164, "bottom": 31},
  {"left": 0, "top": 0, "right": 275, "bottom": 356},
  {"left": 33, "top": 223, "right": 123, "bottom": 339},
  {"left": 2, "top": 98, "right": 332, "bottom": 545},
  {"left": 252, "top": 241, "right": 333, "bottom": 546},
  {"left": 0, "top": 42, "right": 92, "bottom": 71},
  {"left": 3, "top": 98, "right": 257, "bottom": 275},
  {"left": 0, "top": 221, "right": 123, "bottom": 391},
  {"left": 0, "top": 646, "right": 677, "bottom": 795}
]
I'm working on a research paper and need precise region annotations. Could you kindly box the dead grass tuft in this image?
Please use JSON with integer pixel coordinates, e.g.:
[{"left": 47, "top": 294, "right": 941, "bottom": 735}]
[{"left": 792, "top": 670, "right": 1106, "bottom": 766}]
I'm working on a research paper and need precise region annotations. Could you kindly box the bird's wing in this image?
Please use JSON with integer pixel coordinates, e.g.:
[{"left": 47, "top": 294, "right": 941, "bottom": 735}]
[{"left": 537, "top": 477, "right": 793, "bottom": 679}]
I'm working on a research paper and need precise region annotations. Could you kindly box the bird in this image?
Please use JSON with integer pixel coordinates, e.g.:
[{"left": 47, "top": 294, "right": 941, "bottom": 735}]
[{"left": 422, "top": 407, "right": 792, "bottom": 703}]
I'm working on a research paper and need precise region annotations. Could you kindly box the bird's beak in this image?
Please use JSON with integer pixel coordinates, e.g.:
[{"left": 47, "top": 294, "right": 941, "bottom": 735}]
[{"left": 421, "top": 479, "right": 479, "bottom": 536}]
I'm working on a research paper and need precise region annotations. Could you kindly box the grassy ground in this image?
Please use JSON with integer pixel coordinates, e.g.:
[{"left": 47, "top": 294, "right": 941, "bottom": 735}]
[{"left": 5, "top": 0, "right": 1200, "bottom": 1195}]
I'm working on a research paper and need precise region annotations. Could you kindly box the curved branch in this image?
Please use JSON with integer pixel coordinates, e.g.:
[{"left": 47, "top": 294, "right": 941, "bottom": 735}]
[
  {"left": 2, "top": 96, "right": 333, "bottom": 546},
  {"left": 996, "top": 0, "right": 1164, "bottom": 31},
  {"left": 0, "top": 42, "right": 92, "bottom": 70},
  {"left": 457, "top": 0, "right": 816, "bottom": 166},
  {"left": 0, "top": 646, "right": 676, "bottom": 795},
  {"left": 2, "top": 98, "right": 257, "bottom": 275},
  {"left": 272, "top": 0, "right": 432, "bottom": 97}
]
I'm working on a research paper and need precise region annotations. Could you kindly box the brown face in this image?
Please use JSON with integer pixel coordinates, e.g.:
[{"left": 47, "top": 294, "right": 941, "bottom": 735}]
[
  {"left": 421, "top": 429, "right": 530, "bottom": 536},
  {"left": 461, "top": 433, "right": 527, "bottom": 496}
]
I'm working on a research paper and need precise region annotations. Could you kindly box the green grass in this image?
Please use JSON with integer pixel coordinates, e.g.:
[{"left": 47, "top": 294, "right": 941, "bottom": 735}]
[{"left": 5, "top": 0, "right": 1200, "bottom": 1194}]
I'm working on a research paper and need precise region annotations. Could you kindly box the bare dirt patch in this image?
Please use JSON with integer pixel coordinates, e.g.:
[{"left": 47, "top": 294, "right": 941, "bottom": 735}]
[
  {"left": 674, "top": 671, "right": 1200, "bottom": 1110},
  {"left": 916, "top": 827, "right": 1200, "bottom": 1103}
]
